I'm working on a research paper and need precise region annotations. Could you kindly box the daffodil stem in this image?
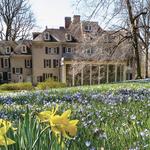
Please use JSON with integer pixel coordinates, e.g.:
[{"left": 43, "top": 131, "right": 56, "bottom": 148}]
[
  {"left": 32, "top": 126, "right": 50, "bottom": 149},
  {"left": 4, "top": 135, "right": 8, "bottom": 150}
]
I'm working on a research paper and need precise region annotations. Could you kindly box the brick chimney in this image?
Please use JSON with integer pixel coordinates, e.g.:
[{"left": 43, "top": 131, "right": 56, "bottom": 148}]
[
  {"left": 73, "top": 15, "right": 80, "bottom": 24},
  {"left": 65, "top": 17, "right": 71, "bottom": 29}
]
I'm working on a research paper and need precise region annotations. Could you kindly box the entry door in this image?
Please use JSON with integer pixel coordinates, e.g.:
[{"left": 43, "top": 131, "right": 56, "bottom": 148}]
[{"left": 3, "top": 72, "right": 8, "bottom": 81}]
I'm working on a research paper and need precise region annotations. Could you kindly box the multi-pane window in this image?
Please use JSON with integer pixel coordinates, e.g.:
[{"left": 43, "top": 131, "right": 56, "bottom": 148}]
[
  {"left": 25, "top": 59, "right": 32, "bottom": 68},
  {"left": 22, "top": 46, "right": 27, "bottom": 53},
  {"left": 45, "top": 47, "right": 59, "bottom": 54},
  {"left": 43, "top": 73, "right": 53, "bottom": 81},
  {"left": 84, "top": 25, "right": 92, "bottom": 31},
  {"left": 44, "top": 59, "right": 51, "bottom": 68},
  {"left": 12, "top": 68, "right": 23, "bottom": 74},
  {"left": 53, "top": 59, "right": 59, "bottom": 68},
  {"left": 65, "top": 34, "right": 72, "bottom": 41},
  {"left": 6, "top": 47, "right": 11, "bottom": 54},
  {"left": 44, "top": 32, "right": 50, "bottom": 40},
  {"left": 16, "top": 68, "right": 22, "bottom": 74},
  {"left": 4, "top": 58, "right": 10, "bottom": 68},
  {"left": 63, "top": 47, "right": 73, "bottom": 53}
]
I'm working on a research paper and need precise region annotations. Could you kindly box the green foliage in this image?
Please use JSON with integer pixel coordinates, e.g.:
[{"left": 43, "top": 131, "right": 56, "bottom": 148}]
[
  {"left": 0, "top": 82, "right": 33, "bottom": 91},
  {"left": 37, "top": 79, "right": 67, "bottom": 90}
]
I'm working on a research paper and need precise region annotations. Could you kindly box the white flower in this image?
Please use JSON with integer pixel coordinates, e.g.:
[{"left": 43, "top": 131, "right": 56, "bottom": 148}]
[
  {"left": 130, "top": 115, "right": 136, "bottom": 120},
  {"left": 85, "top": 141, "right": 91, "bottom": 147}
]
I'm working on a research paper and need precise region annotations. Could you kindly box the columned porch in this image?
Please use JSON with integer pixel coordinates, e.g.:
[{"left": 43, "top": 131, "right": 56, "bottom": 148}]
[{"left": 62, "top": 61, "right": 130, "bottom": 86}]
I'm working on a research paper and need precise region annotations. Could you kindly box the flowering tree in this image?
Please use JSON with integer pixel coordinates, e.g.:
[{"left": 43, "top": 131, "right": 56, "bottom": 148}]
[{"left": 73, "top": 0, "right": 150, "bottom": 79}]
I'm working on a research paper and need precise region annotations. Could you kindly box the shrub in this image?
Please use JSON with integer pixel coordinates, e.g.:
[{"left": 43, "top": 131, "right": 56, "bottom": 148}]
[
  {"left": 0, "top": 82, "right": 33, "bottom": 91},
  {"left": 37, "top": 79, "right": 67, "bottom": 90}
]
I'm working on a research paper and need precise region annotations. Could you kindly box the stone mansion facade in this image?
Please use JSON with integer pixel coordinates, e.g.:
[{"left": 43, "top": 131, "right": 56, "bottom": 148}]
[{"left": 0, "top": 15, "right": 148, "bottom": 85}]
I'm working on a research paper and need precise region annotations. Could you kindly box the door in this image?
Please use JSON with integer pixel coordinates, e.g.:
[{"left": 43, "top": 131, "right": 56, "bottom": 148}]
[{"left": 3, "top": 72, "right": 8, "bottom": 81}]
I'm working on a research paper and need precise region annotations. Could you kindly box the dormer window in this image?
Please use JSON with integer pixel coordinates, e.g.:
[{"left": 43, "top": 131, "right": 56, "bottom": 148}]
[
  {"left": 65, "top": 34, "right": 72, "bottom": 41},
  {"left": 44, "top": 32, "right": 50, "bottom": 40},
  {"left": 84, "top": 25, "right": 92, "bottom": 32},
  {"left": 22, "top": 45, "right": 27, "bottom": 53},
  {"left": 6, "top": 47, "right": 11, "bottom": 54}
]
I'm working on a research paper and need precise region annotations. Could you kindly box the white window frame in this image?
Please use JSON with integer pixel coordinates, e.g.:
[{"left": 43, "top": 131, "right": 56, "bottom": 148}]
[
  {"left": 45, "top": 59, "right": 49, "bottom": 67},
  {"left": 53, "top": 48, "right": 57, "bottom": 54},
  {"left": 44, "top": 32, "right": 50, "bottom": 40},
  {"left": 4, "top": 58, "right": 9, "bottom": 68},
  {"left": 65, "top": 34, "right": 72, "bottom": 41},
  {"left": 66, "top": 47, "right": 72, "bottom": 53},
  {"left": 26, "top": 60, "right": 31, "bottom": 68},
  {"left": 6, "top": 47, "right": 11, "bottom": 54},
  {"left": 86, "top": 48, "right": 93, "bottom": 54},
  {"left": 84, "top": 25, "right": 92, "bottom": 31},
  {"left": 16, "top": 68, "right": 20, "bottom": 74},
  {"left": 22, "top": 45, "right": 27, "bottom": 53}
]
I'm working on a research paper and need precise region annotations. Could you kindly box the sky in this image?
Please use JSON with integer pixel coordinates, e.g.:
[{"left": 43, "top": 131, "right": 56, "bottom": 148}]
[{"left": 29, "top": 0, "right": 75, "bottom": 31}]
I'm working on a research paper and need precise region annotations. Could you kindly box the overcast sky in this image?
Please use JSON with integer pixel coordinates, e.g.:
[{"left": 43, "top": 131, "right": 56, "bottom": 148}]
[{"left": 29, "top": 0, "right": 75, "bottom": 31}]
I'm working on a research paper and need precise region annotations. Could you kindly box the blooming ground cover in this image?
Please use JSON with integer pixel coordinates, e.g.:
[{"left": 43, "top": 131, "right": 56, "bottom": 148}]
[{"left": 0, "top": 83, "right": 150, "bottom": 150}]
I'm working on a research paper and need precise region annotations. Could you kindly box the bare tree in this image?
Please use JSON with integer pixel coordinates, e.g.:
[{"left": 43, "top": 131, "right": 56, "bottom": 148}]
[
  {"left": 73, "top": 0, "right": 150, "bottom": 79},
  {"left": 0, "top": 0, "right": 35, "bottom": 41}
]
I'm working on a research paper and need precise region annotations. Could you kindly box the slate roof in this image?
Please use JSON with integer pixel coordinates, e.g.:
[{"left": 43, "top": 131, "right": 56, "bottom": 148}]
[
  {"left": 12, "top": 40, "right": 32, "bottom": 55},
  {"left": 0, "top": 41, "right": 17, "bottom": 55},
  {"left": 33, "top": 28, "right": 78, "bottom": 42}
]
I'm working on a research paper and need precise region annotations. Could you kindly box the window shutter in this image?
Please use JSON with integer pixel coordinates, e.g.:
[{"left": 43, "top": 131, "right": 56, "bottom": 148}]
[
  {"left": 30, "top": 60, "right": 32, "bottom": 68},
  {"left": 45, "top": 47, "right": 48, "bottom": 54},
  {"left": 8, "top": 58, "right": 10, "bottom": 68},
  {"left": 11, "top": 47, "right": 13, "bottom": 52},
  {"left": 53, "top": 59, "right": 55, "bottom": 68},
  {"left": 49, "top": 59, "right": 51, "bottom": 68},
  {"left": 63, "top": 47, "right": 66, "bottom": 53},
  {"left": 43, "top": 73, "right": 45, "bottom": 81},
  {"left": 12, "top": 68, "right": 15, "bottom": 74},
  {"left": 44, "top": 59, "right": 46, "bottom": 68},
  {"left": 25, "top": 60, "right": 27, "bottom": 68},
  {"left": 57, "top": 47, "right": 59, "bottom": 54},
  {"left": 1, "top": 58, "right": 3, "bottom": 68},
  {"left": 20, "top": 68, "right": 23, "bottom": 74},
  {"left": 57, "top": 60, "right": 59, "bottom": 67}
]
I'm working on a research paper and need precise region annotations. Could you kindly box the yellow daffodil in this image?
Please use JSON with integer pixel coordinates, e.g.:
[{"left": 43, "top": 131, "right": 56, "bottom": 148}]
[
  {"left": 38, "top": 107, "right": 79, "bottom": 139},
  {"left": 0, "top": 119, "right": 15, "bottom": 146},
  {"left": 38, "top": 105, "right": 58, "bottom": 122},
  {"left": 50, "top": 110, "right": 79, "bottom": 138}
]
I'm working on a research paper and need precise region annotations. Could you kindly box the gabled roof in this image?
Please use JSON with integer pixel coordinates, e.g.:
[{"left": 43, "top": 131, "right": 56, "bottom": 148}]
[
  {"left": 33, "top": 28, "right": 78, "bottom": 42},
  {"left": 12, "top": 40, "right": 32, "bottom": 55},
  {"left": 0, "top": 41, "right": 17, "bottom": 55}
]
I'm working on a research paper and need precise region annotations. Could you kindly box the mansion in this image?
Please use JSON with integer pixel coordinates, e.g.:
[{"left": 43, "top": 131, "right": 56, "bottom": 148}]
[{"left": 0, "top": 15, "right": 148, "bottom": 85}]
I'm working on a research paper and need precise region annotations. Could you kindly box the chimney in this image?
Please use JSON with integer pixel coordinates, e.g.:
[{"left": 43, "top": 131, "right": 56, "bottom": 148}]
[
  {"left": 65, "top": 17, "right": 71, "bottom": 29},
  {"left": 59, "top": 26, "right": 65, "bottom": 30},
  {"left": 73, "top": 15, "right": 80, "bottom": 24}
]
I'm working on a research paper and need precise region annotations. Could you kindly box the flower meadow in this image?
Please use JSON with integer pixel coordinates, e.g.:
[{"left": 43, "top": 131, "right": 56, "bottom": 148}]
[{"left": 0, "top": 83, "right": 150, "bottom": 150}]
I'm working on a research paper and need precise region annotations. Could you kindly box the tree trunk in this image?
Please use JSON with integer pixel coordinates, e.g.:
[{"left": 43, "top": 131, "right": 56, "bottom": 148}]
[
  {"left": 145, "top": 46, "right": 149, "bottom": 78},
  {"left": 5, "top": 23, "right": 11, "bottom": 41},
  {"left": 126, "top": 0, "right": 142, "bottom": 79}
]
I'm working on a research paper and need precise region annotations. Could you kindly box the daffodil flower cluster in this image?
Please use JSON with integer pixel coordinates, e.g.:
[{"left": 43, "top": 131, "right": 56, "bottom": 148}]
[
  {"left": 0, "top": 119, "right": 15, "bottom": 146},
  {"left": 38, "top": 105, "right": 79, "bottom": 139}
]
